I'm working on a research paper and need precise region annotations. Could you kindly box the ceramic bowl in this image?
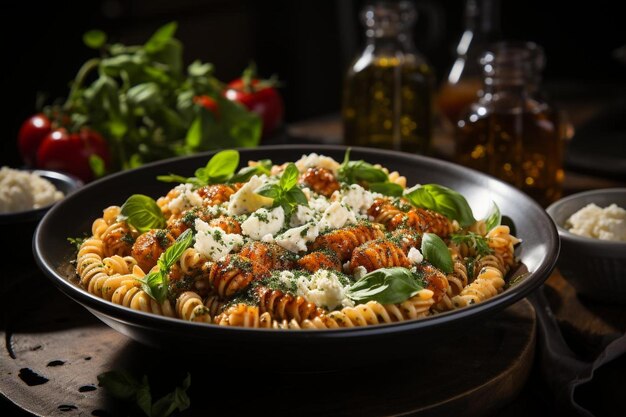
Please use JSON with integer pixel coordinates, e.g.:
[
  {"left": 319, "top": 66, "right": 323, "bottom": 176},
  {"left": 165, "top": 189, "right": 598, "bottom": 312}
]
[{"left": 546, "top": 188, "right": 626, "bottom": 303}]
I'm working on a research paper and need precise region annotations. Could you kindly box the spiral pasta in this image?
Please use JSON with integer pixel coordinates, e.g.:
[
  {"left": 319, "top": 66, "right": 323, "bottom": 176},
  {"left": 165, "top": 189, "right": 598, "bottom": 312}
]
[{"left": 72, "top": 152, "right": 522, "bottom": 330}]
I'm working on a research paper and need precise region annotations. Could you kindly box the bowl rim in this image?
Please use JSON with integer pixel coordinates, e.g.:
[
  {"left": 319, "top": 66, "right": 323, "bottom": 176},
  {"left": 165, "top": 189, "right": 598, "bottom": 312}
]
[
  {"left": 546, "top": 187, "right": 626, "bottom": 247},
  {"left": 0, "top": 168, "right": 83, "bottom": 223},
  {"left": 33, "top": 144, "right": 560, "bottom": 339}
]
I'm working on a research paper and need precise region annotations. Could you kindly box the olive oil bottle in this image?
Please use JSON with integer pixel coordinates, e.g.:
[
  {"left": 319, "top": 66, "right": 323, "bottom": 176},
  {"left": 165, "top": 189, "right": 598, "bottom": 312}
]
[
  {"left": 455, "top": 42, "right": 565, "bottom": 206},
  {"left": 343, "top": 1, "right": 435, "bottom": 154}
]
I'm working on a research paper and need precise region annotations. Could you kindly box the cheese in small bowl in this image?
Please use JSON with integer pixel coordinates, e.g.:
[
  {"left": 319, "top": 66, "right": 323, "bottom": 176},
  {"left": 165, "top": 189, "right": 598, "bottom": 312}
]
[
  {"left": 565, "top": 203, "right": 626, "bottom": 242},
  {"left": 0, "top": 167, "right": 64, "bottom": 214}
]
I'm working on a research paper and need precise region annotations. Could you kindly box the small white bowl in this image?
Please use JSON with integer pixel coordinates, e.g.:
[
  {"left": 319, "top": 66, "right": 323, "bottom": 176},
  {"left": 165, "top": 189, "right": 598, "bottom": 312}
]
[{"left": 546, "top": 188, "right": 626, "bottom": 303}]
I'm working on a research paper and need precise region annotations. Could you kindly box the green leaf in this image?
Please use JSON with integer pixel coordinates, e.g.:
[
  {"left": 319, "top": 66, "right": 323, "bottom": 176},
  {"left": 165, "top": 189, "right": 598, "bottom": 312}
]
[
  {"left": 201, "top": 149, "right": 240, "bottom": 184},
  {"left": 145, "top": 21, "right": 178, "bottom": 54},
  {"left": 188, "top": 60, "right": 213, "bottom": 77},
  {"left": 347, "top": 267, "right": 424, "bottom": 305},
  {"left": 338, "top": 149, "right": 388, "bottom": 184},
  {"left": 256, "top": 183, "right": 282, "bottom": 200},
  {"left": 421, "top": 233, "right": 453, "bottom": 274},
  {"left": 369, "top": 181, "right": 404, "bottom": 197},
  {"left": 286, "top": 187, "right": 309, "bottom": 206},
  {"left": 185, "top": 115, "right": 202, "bottom": 149},
  {"left": 120, "top": 194, "right": 166, "bottom": 233},
  {"left": 136, "top": 376, "right": 152, "bottom": 417},
  {"left": 230, "top": 159, "right": 272, "bottom": 183},
  {"left": 126, "top": 82, "right": 162, "bottom": 111},
  {"left": 139, "top": 230, "right": 193, "bottom": 303},
  {"left": 161, "top": 229, "right": 193, "bottom": 270},
  {"left": 156, "top": 174, "right": 192, "bottom": 184},
  {"left": 83, "top": 30, "right": 107, "bottom": 49},
  {"left": 98, "top": 370, "right": 191, "bottom": 417},
  {"left": 150, "top": 373, "right": 191, "bottom": 417},
  {"left": 89, "top": 154, "right": 106, "bottom": 179},
  {"left": 450, "top": 232, "right": 493, "bottom": 256},
  {"left": 97, "top": 370, "right": 139, "bottom": 400},
  {"left": 405, "top": 184, "right": 476, "bottom": 227},
  {"left": 484, "top": 201, "right": 501, "bottom": 232},
  {"left": 280, "top": 163, "right": 299, "bottom": 190}
]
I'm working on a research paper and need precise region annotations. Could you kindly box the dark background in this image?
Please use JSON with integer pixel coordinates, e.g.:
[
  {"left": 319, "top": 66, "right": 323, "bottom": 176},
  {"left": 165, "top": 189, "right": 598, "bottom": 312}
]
[{"left": 2, "top": 0, "right": 625, "bottom": 168}]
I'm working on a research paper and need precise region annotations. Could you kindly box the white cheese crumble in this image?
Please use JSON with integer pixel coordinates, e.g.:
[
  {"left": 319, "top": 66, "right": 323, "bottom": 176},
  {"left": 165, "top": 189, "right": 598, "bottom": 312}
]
[
  {"left": 168, "top": 183, "right": 203, "bottom": 213},
  {"left": 241, "top": 206, "right": 285, "bottom": 240},
  {"left": 353, "top": 266, "right": 368, "bottom": 280},
  {"left": 319, "top": 202, "right": 357, "bottom": 230},
  {"left": 407, "top": 247, "right": 424, "bottom": 264},
  {"left": 278, "top": 270, "right": 295, "bottom": 287},
  {"left": 0, "top": 167, "right": 64, "bottom": 213},
  {"left": 227, "top": 175, "right": 273, "bottom": 215},
  {"left": 336, "top": 184, "right": 380, "bottom": 214},
  {"left": 275, "top": 223, "right": 320, "bottom": 253},
  {"left": 193, "top": 219, "right": 244, "bottom": 261},
  {"left": 309, "top": 195, "right": 331, "bottom": 213},
  {"left": 296, "top": 269, "right": 354, "bottom": 310},
  {"left": 290, "top": 204, "right": 317, "bottom": 227},
  {"left": 565, "top": 203, "right": 626, "bottom": 242},
  {"left": 295, "top": 153, "right": 341, "bottom": 175}
]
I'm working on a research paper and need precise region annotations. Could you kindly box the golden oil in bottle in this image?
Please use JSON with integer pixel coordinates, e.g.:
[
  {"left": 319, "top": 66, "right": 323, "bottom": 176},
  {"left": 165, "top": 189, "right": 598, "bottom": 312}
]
[
  {"left": 455, "top": 42, "right": 565, "bottom": 207},
  {"left": 342, "top": 1, "right": 435, "bottom": 154}
]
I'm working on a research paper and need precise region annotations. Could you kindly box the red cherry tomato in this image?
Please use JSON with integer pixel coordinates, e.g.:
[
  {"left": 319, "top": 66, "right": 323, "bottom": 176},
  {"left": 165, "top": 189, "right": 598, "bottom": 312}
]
[
  {"left": 224, "top": 79, "right": 284, "bottom": 138},
  {"left": 193, "top": 95, "right": 220, "bottom": 119},
  {"left": 36, "top": 128, "right": 111, "bottom": 183},
  {"left": 17, "top": 113, "right": 52, "bottom": 167}
]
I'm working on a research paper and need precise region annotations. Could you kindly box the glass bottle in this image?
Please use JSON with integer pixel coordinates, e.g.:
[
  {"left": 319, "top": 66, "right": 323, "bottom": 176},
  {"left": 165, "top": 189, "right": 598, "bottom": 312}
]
[
  {"left": 455, "top": 42, "right": 565, "bottom": 207},
  {"left": 342, "top": 0, "right": 435, "bottom": 154},
  {"left": 436, "top": 0, "right": 501, "bottom": 128}
]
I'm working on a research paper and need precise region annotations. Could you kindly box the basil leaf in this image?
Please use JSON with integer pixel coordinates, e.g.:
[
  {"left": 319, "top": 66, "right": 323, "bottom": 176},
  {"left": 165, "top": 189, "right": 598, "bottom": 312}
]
[
  {"left": 369, "top": 181, "right": 404, "bottom": 197},
  {"left": 150, "top": 373, "right": 191, "bottom": 417},
  {"left": 280, "top": 163, "right": 299, "bottom": 190},
  {"left": 89, "top": 154, "right": 106, "bottom": 179},
  {"left": 484, "top": 201, "right": 501, "bottom": 232},
  {"left": 156, "top": 174, "right": 192, "bottom": 184},
  {"left": 230, "top": 159, "right": 272, "bottom": 183},
  {"left": 196, "top": 149, "right": 240, "bottom": 184},
  {"left": 285, "top": 187, "right": 309, "bottom": 206},
  {"left": 421, "top": 233, "right": 453, "bottom": 274},
  {"left": 405, "top": 184, "right": 476, "bottom": 227},
  {"left": 139, "top": 229, "right": 193, "bottom": 303},
  {"left": 98, "top": 371, "right": 191, "bottom": 417},
  {"left": 145, "top": 21, "right": 178, "bottom": 54},
  {"left": 185, "top": 115, "right": 203, "bottom": 149},
  {"left": 120, "top": 194, "right": 166, "bottom": 233},
  {"left": 136, "top": 376, "right": 152, "bottom": 417},
  {"left": 347, "top": 267, "right": 424, "bottom": 305},
  {"left": 83, "top": 30, "right": 107, "bottom": 49},
  {"left": 97, "top": 370, "right": 139, "bottom": 400},
  {"left": 256, "top": 183, "right": 282, "bottom": 200},
  {"left": 337, "top": 148, "right": 389, "bottom": 184},
  {"left": 161, "top": 229, "right": 193, "bottom": 270}
]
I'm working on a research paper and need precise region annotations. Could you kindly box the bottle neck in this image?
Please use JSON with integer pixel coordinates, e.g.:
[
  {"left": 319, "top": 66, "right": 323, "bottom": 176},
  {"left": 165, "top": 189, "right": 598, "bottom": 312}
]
[
  {"left": 464, "top": 0, "right": 501, "bottom": 41},
  {"left": 361, "top": 1, "right": 417, "bottom": 53}
]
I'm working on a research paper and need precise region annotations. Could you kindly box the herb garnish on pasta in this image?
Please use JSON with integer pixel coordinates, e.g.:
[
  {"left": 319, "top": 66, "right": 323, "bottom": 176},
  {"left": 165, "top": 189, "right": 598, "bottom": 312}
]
[{"left": 73, "top": 150, "right": 520, "bottom": 329}]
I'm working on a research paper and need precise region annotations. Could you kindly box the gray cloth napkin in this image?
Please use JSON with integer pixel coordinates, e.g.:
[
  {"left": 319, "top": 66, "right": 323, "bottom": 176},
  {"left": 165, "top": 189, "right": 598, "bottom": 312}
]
[{"left": 529, "top": 287, "right": 626, "bottom": 416}]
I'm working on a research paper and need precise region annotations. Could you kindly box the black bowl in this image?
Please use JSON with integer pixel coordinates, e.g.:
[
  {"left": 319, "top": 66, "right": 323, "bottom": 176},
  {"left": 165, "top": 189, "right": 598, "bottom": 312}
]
[
  {"left": 33, "top": 145, "right": 559, "bottom": 371},
  {"left": 1, "top": 169, "right": 82, "bottom": 268}
]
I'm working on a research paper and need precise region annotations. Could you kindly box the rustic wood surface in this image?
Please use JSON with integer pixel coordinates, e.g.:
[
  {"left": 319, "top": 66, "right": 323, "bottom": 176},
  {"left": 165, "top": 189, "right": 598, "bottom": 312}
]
[{"left": 0, "top": 263, "right": 536, "bottom": 417}]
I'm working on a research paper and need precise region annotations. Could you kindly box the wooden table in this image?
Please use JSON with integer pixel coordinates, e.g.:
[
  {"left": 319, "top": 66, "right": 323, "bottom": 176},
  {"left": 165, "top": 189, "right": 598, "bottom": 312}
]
[{"left": 1, "top": 111, "right": 625, "bottom": 416}]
